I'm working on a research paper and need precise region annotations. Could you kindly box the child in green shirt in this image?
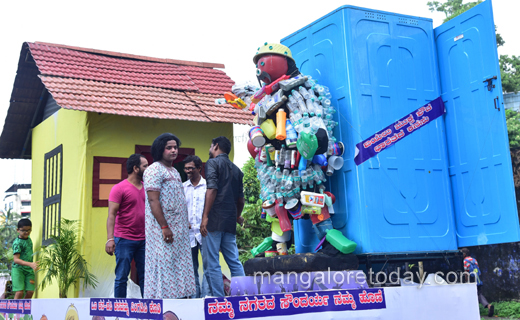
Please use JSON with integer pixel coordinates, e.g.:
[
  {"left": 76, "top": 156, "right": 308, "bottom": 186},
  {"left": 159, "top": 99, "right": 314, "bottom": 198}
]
[{"left": 12, "top": 218, "right": 38, "bottom": 299}]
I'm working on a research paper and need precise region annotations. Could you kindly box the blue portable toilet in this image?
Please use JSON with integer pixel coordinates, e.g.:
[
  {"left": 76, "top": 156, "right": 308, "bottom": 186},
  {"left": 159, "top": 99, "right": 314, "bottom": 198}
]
[{"left": 281, "top": 0, "right": 520, "bottom": 254}]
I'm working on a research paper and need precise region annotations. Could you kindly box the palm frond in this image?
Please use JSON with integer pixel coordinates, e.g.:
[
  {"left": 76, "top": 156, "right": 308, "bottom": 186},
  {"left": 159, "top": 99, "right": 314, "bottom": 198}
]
[{"left": 36, "top": 218, "right": 97, "bottom": 298}]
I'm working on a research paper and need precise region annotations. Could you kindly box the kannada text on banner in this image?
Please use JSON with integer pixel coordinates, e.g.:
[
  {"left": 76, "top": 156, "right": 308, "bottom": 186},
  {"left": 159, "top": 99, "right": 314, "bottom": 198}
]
[
  {"left": 205, "top": 288, "right": 385, "bottom": 320},
  {"left": 90, "top": 298, "right": 162, "bottom": 319},
  {"left": 354, "top": 97, "right": 445, "bottom": 165},
  {"left": 0, "top": 300, "right": 31, "bottom": 314}
]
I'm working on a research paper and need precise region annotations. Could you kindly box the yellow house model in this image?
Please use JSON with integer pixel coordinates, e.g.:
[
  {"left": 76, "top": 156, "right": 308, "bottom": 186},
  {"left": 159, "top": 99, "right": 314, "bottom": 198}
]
[{"left": 0, "top": 42, "right": 251, "bottom": 298}]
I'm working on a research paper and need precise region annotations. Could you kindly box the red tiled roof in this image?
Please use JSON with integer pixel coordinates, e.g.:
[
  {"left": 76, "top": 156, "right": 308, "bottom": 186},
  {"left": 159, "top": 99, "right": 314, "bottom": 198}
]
[
  {"left": 186, "top": 92, "right": 253, "bottom": 124},
  {"left": 26, "top": 42, "right": 252, "bottom": 124},
  {"left": 40, "top": 77, "right": 211, "bottom": 122}
]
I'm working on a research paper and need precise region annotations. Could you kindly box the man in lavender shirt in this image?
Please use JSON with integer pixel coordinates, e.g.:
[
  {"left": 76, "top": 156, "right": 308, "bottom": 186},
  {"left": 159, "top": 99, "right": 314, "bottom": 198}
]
[
  {"left": 106, "top": 154, "right": 148, "bottom": 298},
  {"left": 183, "top": 155, "right": 209, "bottom": 298}
]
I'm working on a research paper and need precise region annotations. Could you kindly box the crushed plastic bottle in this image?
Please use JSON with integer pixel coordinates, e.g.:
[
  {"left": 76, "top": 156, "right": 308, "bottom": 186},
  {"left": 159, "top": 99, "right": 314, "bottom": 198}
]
[
  {"left": 291, "top": 90, "right": 308, "bottom": 113},
  {"left": 299, "top": 86, "right": 311, "bottom": 100}
]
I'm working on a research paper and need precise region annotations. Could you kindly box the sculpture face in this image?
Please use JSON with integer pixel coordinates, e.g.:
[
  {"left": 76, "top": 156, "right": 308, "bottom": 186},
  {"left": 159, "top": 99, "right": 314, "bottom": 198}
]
[{"left": 256, "top": 54, "right": 289, "bottom": 85}]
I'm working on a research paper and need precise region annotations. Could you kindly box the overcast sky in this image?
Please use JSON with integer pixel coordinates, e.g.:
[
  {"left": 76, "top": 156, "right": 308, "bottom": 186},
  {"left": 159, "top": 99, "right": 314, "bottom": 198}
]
[{"left": 0, "top": 0, "right": 517, "bottom": 200}]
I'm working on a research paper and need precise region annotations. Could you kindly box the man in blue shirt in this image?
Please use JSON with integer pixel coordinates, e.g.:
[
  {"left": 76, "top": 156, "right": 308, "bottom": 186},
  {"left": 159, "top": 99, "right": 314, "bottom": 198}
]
[{"left": 200, "top": 136, "right": 245, "bottom": 297}]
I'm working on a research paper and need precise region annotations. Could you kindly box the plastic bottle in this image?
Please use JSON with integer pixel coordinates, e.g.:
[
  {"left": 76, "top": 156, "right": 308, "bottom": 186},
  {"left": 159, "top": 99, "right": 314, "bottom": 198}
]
[
  {"left": 326, "top": 106, "right": 337, "bottom": 115},
  {"left": 267, "top": 181, "right": 276, "bottom": 197},
  {"left": 313, "top": 98, "right": 323, "bottom": 116},
  {"left": 305, "top": 98, "right": 315, "bottom": 116},
  {"left": 316, "top": 85, "right": 332, "bottom": 99},
  {"left": 313, "top": 164, "right": 327, "bottom": 183},
  {"left": 308, "top": 87, "right": 317, "bottom": 99},
  {"left": 299, "top": 86, "right": 311, "bottom": 100},
  {"left": 306, "top": 168, "right": 315, "bottom": 189},
  {"left": 313, "top": 167, "right": 324, "bottom": 184},
  {"left": 216, "top": 98, "right": 229, "bottom": 105},
  {"left": 251, "top": 237, "right": 273, "bottom": 257},
  {"left": 275, "top": 199, "right": 292, "bottom": 232},
  {"left": 291, "top": 90, "right": 308, "bottom": 113},
  {"left": 316, "top": 84, "right": 326, "bottom": 96},
  {"left": 301, "top": 114, "right": 311, "bottom": 133},
  {"left": 291, "top": 170, "right": 301, "bottom": 189},
  {"left": 275, "top": 167, "right": 283, "bottom": 184},
  {"left": 312, "top": 154, "right": 328, "bottom": 167},
  {"left": 310, "top": 116, "right": 321, "bottom": 134},
  {"left": 298, "top": 154, "right": 307, "bottom": 170},
  {"left": 285, "top": 119, "right": 298, "bottom": 148},
  {"left": 286, "top": 99, "right": 299, "bottom": 114},
  {"left": 276, "top": 109, "right": 287, "bottom": 140},
  {"left": 266, "top": 166, "right": 275, "bottom": 181},
  {"left": 290, "top": 111, "right": 303, "bottom": 133},
  {"left": 304, "top": 77, "right": 317, "bottom": 88},
  {"left": 284, "top": 149, "right": 292, "bottom": 168},
  {"left": 283, "top": 169, "right": 292, "bottom": 189},
  {"left": 320, "top": 97, "right": 331, "bottom": 108},
  {"left": 288, "top": 95, "right": 301, "bottom": 113},
  {"left": 301, "top": 170, "right": 308, "bottom": 190},
  {"left": 317, "top": 182, "right": 326, "bottom": 195}
]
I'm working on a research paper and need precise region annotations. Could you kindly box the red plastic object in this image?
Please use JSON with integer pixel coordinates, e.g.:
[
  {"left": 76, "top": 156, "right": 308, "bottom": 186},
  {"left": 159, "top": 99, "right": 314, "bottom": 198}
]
[
  {"left": 324, "top": 191, "right": 336, "bottom": 204},
  {"left": 275, "top": 200, "right": 292, "bottom": 232},
  {"left": 247, "top": 139, "right": 258, "bottom": 158},
  {"left": 311, "top": 205, "right": 331, "bottom": 225},
  {"left": 265, "top": 74, "right": 290, "bottom": 95}
]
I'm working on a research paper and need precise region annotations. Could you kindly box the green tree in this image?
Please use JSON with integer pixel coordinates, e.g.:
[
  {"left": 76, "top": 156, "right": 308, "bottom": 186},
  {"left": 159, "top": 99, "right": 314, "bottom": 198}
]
[
  {"left": 506, "top": 109, "right": 520, "bottom": 148},
  {"left": 428, "top": 0, "right": 520, "bottom": 93},
  {"left": 36, "top": 218, "right": 98, "bottom": 298},
  {"left": 236, "top": 198, "right": 271, "bottom": 263},
  {"left": 501, "top": 56, "right": 520, "bottom": 94},
  {"left": 427, "top": 0, "right": 482, "bottom": 22},
  {"left": 236, "top": 157, "right": 270, "bottom": 263},
  {"left": 0, "top": 209, "right": 22, "bottom": 273},
  {"left": 242, "top": 157, "right": 260, "bottom": 203}
]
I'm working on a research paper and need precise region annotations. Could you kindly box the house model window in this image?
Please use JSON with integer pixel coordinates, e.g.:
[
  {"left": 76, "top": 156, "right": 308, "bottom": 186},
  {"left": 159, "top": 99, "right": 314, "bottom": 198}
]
[
  {"left": 43, "top": 145, "right": 63, "bottom": 245},
  {"left": 92, "top": 157, "right": 128, "bottom": 207}
]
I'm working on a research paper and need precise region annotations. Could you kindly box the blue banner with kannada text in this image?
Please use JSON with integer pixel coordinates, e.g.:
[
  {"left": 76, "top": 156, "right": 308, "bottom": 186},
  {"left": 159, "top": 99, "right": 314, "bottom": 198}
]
[
  {"left": 205, "top": 288, "right": 385, "bottom": 319},
  {"left": 354, "top": 97, "right": 445, "bottom": 165},
  {"left": 89, "top": 298, "right": 162, "bottom": 319},
  {"left": 0, "top": 300, "right": 31, "bottom": 314}
]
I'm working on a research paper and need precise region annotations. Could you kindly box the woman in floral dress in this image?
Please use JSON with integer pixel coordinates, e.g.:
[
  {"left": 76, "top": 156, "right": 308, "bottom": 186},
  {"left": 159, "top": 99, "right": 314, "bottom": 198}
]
[{"left": 143, "top": 133, "right": 195, "bottom": 299}]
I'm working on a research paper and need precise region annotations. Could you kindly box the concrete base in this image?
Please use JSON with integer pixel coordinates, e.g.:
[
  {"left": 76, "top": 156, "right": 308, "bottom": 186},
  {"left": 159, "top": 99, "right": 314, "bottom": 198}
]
[{"left": 243, "top": 252, "right": 359, "bottom": 276}]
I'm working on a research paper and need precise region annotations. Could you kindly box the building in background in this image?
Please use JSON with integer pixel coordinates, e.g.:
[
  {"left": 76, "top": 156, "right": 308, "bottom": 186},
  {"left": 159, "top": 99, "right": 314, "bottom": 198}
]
[
  {"left": 504, "top": 92, "right": 520, "bottom": 112},
  {"left": 2, "top": 183, "right": 31, "bottom": 218}
]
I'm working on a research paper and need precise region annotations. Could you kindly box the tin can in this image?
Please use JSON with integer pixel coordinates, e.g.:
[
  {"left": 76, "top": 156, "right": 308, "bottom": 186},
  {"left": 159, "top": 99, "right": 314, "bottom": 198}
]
[
  {"left": 276, "top": 242, "right": 288, "bottom": 255},
  {"left": 265, "top": 250, "right": 278, "bottom": 257},
  {"left": 249, "top": 126, "right": 266, "bottom": 148},
  {"left": 285, "top": 199, "right": 302, "bottom": 219}
]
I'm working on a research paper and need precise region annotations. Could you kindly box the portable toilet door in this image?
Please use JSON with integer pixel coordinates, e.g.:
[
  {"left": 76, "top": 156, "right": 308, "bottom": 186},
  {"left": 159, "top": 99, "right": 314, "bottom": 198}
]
[{"left": 434, "top": 0, "right": 520, "bottom": 247}]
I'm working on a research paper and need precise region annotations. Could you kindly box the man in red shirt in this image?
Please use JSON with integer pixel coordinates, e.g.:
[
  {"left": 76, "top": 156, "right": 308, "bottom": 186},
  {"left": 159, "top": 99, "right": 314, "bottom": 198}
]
[{"left": 106, "top": 154, "right": 148, "bottom": 298}]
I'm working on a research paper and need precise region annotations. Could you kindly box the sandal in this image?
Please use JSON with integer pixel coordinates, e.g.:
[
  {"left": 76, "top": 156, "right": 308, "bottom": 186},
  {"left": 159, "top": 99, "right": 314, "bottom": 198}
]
[{"left": 488, "top": 304, "right": 494, "bottom": 317}]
